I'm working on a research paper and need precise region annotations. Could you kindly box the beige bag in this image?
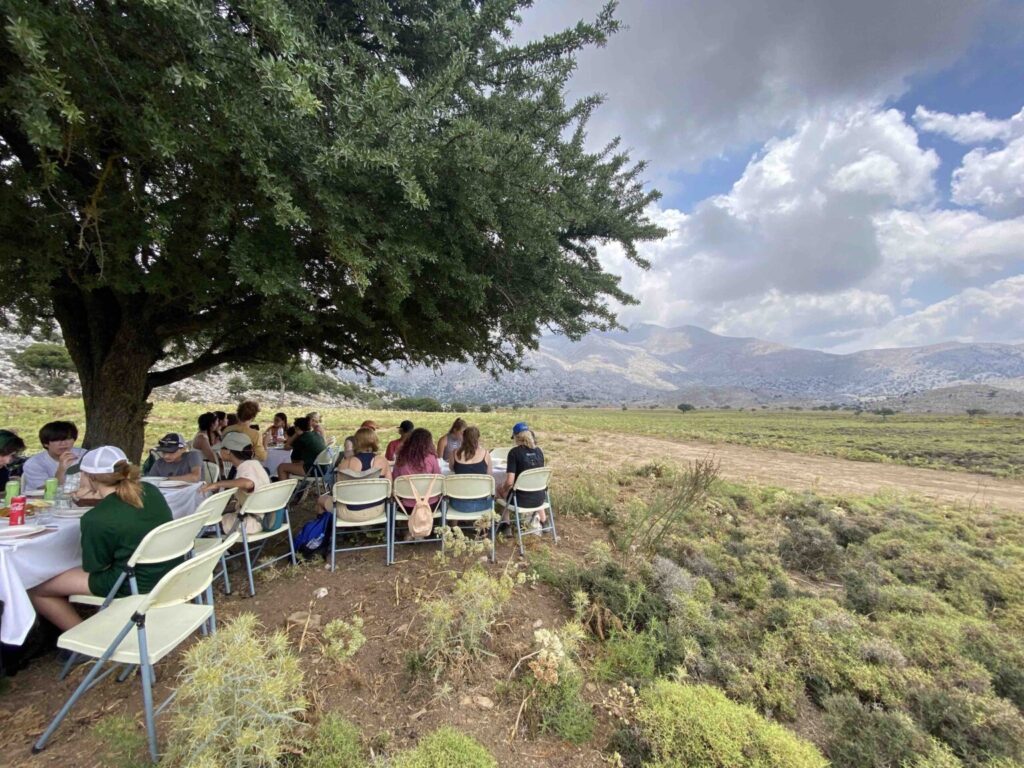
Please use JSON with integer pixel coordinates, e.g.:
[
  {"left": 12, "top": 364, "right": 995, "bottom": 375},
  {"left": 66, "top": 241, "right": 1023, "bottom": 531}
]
[{"left": 407, "top": 477, "right": 437, "bottom": 539}]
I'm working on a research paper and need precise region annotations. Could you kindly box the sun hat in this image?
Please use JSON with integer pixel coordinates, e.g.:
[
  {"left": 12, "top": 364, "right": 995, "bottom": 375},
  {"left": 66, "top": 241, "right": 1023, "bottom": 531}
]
[
  {"left": 360, "top": 420, "right": 380, "bottom": 431},
  {"left": 511, "top": 422, "right": 530, "bottom": 438},
  {"left": 80, "top": 446, "right": 129, "bottom": 474},
  {"left": 399, "top": 420, "right": 414, "bottom": 434},
  {"left": 156, "top": 433, "right": 187, "bottom": 453},
  {"left": 211, "top": 431, "right": 253, "bottom": 453}
]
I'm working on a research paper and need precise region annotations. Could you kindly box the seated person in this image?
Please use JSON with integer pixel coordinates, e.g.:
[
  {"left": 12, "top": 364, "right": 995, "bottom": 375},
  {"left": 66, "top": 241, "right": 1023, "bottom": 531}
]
[
  {"left": 393, "top": 428, "right": 441, "bottom": 512},
  {"left": 449, "top": 426, "right": 494, "bottom": 514},
  {"left": 21, "top": 420, "right": 88, "bottom": 492},
  {"left": 277, "top": 417, "right": 327, "bottom": 481},
  {"left": 436, "top": 418, "right": 466, "bottom": 464},
  {"left": 262, "top": 412, "right": 289, "bottom": 448},
  {"left": 193, "top": 412, "right": 220, "bottom": 464},
  {"left": 146, "top": 433, "right": 203, "bottom": 482},
  {"left": 338, "top": 426, "right": 391, "bottom": 480},
  {"left": 307, "top": 411, "right": 327, "bottom": 438},
  {"left": 385, "top": 420, "right": 414, "bottom": 462},
  {"left": 222, "top": 400, "right": 267, "bottom": 462},
  {"left": 27, "top": 447, "right": 178, "bottom": 631},
  {"left": 0, "top": 429, "right": 27, "bottom": 488},
  {"left": 201, "top": 431, "right": 272, "bottom": 534},
  {"left": 499, "top": 422, "right": 546, "bottom": 526}
]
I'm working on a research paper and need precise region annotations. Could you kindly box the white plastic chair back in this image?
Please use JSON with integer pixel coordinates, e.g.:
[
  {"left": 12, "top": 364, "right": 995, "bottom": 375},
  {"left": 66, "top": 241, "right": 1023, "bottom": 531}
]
[
  {"left": 313, "top": 447, "right": 334, "bottom": 468},
  {"left": 239, "top": 479, "right": 297, "bottom": 516},
  {"left": 327, "top": 436, "right": 337, "bottom": 447},
  {"left": 444, "top": 474, "right": 495, "bottom": 501},
  {"left": 202, "top": 461, "right": 221, "bottom": 483},
  {"left": 490, "top": 446, "right": 512, "bottom": 463},
  {"left": 514, "top": 467, "right": 552, "bottom": 493},
  {"left": 392, "top": 474, "right": 445, "bottom": 506},
  {"left": 142, "top": 534, "right": 239, "bottom": 610},
  {"left": 333, "top": 478, "right": 391, "bottom": 508},
  {"left": 338, "top": 466, "right": 381, "bottom": 481},
  {"left": 194, "top": 488, "right": 235, "bottom": 526},
  {"left": 128, "top": 512, "right": 209, "bottom": 566}
]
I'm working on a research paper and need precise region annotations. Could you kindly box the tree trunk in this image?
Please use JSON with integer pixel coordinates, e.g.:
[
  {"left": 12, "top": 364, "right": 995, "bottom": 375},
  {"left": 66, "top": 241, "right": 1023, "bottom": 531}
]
[{"left": 52, "top": 281, "right": 161, "bottom": 462}]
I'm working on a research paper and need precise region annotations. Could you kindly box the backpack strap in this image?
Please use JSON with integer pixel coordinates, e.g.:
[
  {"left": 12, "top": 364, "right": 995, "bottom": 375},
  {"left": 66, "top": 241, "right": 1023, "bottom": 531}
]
[{"left": 405, "top": 476, "right": 437, "bottom": 507}]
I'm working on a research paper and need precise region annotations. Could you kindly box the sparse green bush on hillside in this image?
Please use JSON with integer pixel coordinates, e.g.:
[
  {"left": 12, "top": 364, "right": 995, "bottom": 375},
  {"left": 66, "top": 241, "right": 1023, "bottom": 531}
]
[
  {"left": 390, "top": 727, "right": 497, "bottom": 768},
  {"left": 13, "top": 342, "right": 76, "bottom": 394},
  {"left": 520, "top": 622, "right": 596, "bottom": 744},
  {"left": 389, "top": 396, "right": 444, "bottom": 412},
  {"left": 636, "top": 680, "right": 828, "bottom": 768},
  {"left": 299, "top": 714, "right": 367, "bottom": 768}
]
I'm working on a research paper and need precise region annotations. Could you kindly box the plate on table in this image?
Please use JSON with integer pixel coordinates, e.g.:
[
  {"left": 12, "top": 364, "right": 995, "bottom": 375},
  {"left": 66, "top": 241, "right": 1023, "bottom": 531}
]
[
  {"left": 24, "top": 489, "right": 45, "bottom": 498},
  {"left": 0, "top": 524, "right": 47, "bottom": 540},
  {"left": 53, "top": 507, "right": 89, "bottom": 519},
  {"left": 0, "top": 500, "right": 53, "bottom": 517},
  {"left": 155, "top": 479, "right": 192, "bottom": 488}
]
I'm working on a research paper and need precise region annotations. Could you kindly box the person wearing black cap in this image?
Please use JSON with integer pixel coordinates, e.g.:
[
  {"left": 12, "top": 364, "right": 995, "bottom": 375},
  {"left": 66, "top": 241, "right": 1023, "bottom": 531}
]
[
  {"left": 144, "top": 433, "right": 202, "bottom": 482},
  {"left": 385, "top": 420, "right": 414, "bottom": 462}
]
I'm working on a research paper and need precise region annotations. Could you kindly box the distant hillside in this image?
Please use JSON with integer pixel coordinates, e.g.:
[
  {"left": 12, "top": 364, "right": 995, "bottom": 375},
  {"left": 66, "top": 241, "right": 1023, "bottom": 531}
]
[
  {"left": 873, "top": 384, "right": 1024, "bottom": 414},
  {"left": 356, "top": 324, "right": 1024, "bottom": 406}
]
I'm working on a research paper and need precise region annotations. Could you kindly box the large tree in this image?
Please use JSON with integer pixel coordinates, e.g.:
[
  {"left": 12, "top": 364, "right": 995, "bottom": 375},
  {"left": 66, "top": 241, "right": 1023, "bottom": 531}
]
[{"left": 0, "top": 0, "right": 663, "bottom": 458}]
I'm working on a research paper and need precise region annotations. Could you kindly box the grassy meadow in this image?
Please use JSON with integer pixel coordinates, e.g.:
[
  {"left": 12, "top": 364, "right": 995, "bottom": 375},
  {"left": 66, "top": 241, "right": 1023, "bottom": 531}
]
[{"left": 1, "top": 396, "right": 1022, "bottom": 477}]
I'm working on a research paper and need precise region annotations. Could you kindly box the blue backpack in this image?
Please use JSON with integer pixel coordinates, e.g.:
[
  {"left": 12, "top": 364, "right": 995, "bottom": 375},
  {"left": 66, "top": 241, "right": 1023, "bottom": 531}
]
[{"left": 293, "top": 511, "right": 332, "bottom": 557}]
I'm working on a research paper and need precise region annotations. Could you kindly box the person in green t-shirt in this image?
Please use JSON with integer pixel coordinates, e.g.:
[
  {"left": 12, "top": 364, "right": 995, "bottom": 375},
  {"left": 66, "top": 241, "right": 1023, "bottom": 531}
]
[
  {"left": 28, "top": 446, "right": 178, "bottom": 632},
  {"left": 276, "top": 417, "right": 327, "bottom": 480}
]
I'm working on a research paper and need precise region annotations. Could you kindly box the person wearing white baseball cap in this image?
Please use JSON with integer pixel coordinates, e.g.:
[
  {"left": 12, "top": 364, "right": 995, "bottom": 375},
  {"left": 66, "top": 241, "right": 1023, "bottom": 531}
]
[
  {"left": 201, "top": 431, "right": 272, "bottom": 534},
  {"left": 28, "top": 446, "right": 177, "bottom": 632}
]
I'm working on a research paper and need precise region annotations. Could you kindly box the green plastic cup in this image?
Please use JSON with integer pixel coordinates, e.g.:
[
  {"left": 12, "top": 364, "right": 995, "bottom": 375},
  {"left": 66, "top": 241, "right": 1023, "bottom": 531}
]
[
  {"left": 44, "top": 477, "right": 59, "bottom": 500},
  {"left": 4, "top": 479, "right": 20, "bottom": 505}
]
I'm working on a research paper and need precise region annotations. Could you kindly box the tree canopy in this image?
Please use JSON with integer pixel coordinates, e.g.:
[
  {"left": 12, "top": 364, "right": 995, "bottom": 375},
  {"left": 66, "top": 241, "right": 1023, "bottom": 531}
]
[{"left": 0, "top": 0, "right": 663, "bottom": 456}]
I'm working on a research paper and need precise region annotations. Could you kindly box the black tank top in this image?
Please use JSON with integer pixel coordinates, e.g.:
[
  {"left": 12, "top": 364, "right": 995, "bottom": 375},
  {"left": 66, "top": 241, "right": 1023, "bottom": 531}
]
[
  {"left": 453, "top": 457, "right": 488, "bottom": 474},
  {"left": 356, "top": 452, "right": 375, "bottom": 471}
]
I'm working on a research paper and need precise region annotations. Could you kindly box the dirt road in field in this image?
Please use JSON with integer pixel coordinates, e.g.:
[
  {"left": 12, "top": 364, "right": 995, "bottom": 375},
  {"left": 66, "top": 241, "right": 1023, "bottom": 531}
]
[{"left": 568, "top": 432, "right": 1024, "bottom": 512}]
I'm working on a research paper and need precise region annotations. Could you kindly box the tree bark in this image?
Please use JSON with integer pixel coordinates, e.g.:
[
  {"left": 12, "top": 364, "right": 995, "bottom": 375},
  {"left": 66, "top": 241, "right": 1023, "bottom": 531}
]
[{"left": 52, "top": 280, "right": 161, "bottom": 461}]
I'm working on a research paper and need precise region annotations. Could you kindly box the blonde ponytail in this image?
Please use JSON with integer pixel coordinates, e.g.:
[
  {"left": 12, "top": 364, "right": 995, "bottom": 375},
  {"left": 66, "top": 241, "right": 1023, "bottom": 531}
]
[{"left": 90, "top": 460, "right": 144, "bottom": 508}]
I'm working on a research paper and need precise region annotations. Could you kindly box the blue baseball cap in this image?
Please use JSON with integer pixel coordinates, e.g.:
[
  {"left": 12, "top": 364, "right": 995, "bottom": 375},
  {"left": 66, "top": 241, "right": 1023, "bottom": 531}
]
[{"left": 512, "top": 422, "right": 530, "bottom": 438}]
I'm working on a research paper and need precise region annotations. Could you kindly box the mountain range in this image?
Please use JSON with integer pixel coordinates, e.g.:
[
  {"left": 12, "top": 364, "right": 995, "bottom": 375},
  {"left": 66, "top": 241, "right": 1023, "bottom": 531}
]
[{"left": 360, "top": 324, "right": 1024, "bottom": 409}]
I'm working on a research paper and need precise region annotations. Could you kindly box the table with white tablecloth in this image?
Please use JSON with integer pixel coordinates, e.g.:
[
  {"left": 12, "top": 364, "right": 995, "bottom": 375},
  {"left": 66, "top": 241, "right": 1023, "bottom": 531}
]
[
  {"left": 438, "top": 460, "right": 508, "bottom": 492},
  {"left": 264, "top": 448, "right": 293, "bottom": 479},
  {"left": 0, "top": 481, "right": 205, "bottom": 646},
  {"left": 141, "top": 478, "right": 204, "bottom": 518}
]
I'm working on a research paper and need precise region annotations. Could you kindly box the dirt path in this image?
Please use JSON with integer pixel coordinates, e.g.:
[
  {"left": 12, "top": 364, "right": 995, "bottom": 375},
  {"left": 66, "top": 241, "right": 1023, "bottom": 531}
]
[{"left": 572, "top": 432, "right": 1024, "bottom": 512}]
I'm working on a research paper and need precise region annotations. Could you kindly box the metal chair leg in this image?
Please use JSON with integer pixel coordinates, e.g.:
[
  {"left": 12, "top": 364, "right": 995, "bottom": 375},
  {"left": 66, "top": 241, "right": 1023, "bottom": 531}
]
[
  {"left": 285, "top": 509, "right": 297, "bottom": 566},
  {"left": 514, "top": 500, "right": 525, "bottom": 556},
  {"left": 137, "top": 629, "right": 159, "bottom": 763},
  {"left": 330, "top": 518, "right": 337, "bottom": 572},
  {"left": 241, "top": 526, "right": 257, "bottom": 597}
]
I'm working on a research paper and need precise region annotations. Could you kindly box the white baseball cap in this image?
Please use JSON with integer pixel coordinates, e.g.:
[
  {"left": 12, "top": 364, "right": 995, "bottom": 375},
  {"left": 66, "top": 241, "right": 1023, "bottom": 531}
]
[{"left": 80, "top": 446, "right": 129, "bottom": 474}]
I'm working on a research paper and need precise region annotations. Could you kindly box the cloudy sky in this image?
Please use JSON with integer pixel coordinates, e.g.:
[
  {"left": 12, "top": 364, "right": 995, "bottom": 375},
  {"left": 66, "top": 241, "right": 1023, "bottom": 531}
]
[{"left": 518, "top": 0, "right": 1024, "bottom": 352}]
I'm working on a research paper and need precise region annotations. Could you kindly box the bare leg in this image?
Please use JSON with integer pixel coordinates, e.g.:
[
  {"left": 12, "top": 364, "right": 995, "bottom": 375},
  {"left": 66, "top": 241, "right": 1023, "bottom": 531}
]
[
  {"left": 277, "top": 462, "right": 304, "bottom": 481},
  {"left": 318, "top": 493, "right": 333, "bottom": 514},
  {"left": 29, "top": 568, "right": 92, "bottom": 631}
]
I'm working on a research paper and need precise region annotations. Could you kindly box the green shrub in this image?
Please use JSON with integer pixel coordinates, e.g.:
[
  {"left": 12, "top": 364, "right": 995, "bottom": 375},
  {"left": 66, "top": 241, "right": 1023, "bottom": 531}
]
[
  {"left": 637, "top": 680, "right": 827, "bottom": 767},
  {"left": 596, "top": 626, "right": 666, "bottom": 684},
  {"left": 823, "top": 693, "right": 933, "bottom": 768},
  {"left": 92, "top": 714, "right": 148, "bottom": 768},
  {"left": 162, "top": 614, "right": 307, "bottom": 767},
  {"left": 523, "top": 624, "right": 596, "bottom": 744},
  {"left": 556, "top": 474, "right": 617, "bottom": 522},
  {"left": 322, "top": 616, "right": 366, "bottom": 663},
  {"left": 300, "top": 714, "right": 367, "bottom": 768},
  {"left": 779, "top": 519, "right": 842, "bottom": 576},
  {"left": 390, "top": 727, "right": 497, "bottom": 768}
]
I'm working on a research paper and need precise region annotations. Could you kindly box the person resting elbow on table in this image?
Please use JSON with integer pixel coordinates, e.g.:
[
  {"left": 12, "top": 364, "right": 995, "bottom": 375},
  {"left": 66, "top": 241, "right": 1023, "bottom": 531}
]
[
  {"left": 144, "top": 433, "right": 202, "bottom": 483},
  {"left": 28, "top": 447, "right": 177, "bottom": 632},
  {"left": 201, "top": 432, "right": 272, "bottom": 534},
  {"left": 277, "top": 417, "right": 327, "bottom": 481}
]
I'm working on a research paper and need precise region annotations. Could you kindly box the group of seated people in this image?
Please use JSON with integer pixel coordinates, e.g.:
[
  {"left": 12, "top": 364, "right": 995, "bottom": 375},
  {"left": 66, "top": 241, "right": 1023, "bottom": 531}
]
[{"left": 0, "top": 406, "right": 546, "bottom": 647}]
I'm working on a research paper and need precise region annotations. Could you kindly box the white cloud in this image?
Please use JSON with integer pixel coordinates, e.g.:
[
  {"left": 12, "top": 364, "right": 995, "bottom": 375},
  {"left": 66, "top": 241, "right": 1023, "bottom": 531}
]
[
  {"left": 913, "top": 105, "right": 1023, "bottom": 143},
  {"left": 951, "top": 135, "right": 1024, "bottom": 217}
]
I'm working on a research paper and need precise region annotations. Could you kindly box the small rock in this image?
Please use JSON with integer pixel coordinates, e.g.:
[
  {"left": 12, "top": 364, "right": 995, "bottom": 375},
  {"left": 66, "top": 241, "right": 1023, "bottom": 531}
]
[
  {"left": 473, "top": 695, "right": 495, "bottom": 710},
  {"left": 585, "top": 683, "right": 597, "bottom": 693},
  {"left": 459, "top": 695, "right": 473, "bottom": 707},
  {"left": 532, "top": 619, "right": 544, "bottom": 629},
  {"left": 286, "top": 611, "right": 321, "bottom": 630},
  {"left": 313, "top": 587, "right": 329, "bottom": 599}
]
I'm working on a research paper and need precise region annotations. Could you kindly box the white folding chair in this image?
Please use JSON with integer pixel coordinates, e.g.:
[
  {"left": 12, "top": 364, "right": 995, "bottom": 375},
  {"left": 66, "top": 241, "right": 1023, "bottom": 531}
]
[
  {"left": 190, "top": 488, "right": 237, "bottom": 595},
  {"left": 296, "top": 446, "right": 337, "bottom": 499},
  {"left": 489, "top": 446, "right": 512, "bottom": 463},
  {"left": 330, "top": 478, "right": 391, "bottom": 570},
  {"left": 495, "top": 467, "right": 557, "bottom": 556},
  {"left": 443, "top": 474, "right": 496, "bottom": 563},
  {"left": 222, "top": 479, "right": 298, "bottom": 596},
  {"left": 32, "top": 535, "right": 239, "bottom": 763},
  {"left": 201, "top": 461, "right": 221, "bottom": 484},
  {"left": 390, "top": 474, "right": 445, "bottom": 565}
]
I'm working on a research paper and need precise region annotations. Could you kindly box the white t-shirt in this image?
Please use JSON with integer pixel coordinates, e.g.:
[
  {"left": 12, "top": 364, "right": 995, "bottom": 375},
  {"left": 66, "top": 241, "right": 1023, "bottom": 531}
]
[
  {"left": 220, "top": 460, "right": 272, "bottom": 535},
  {"left": 21, "top": 447, "right": 87, "bottom": 491}
]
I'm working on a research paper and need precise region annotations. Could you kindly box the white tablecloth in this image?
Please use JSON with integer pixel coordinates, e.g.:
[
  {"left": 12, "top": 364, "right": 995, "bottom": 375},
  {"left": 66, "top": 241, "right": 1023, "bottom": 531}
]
[
  {"left": 0, "top": 481, "right": 204, "bottom": 646},
  {"left": 439, "top": 460, "right": 508, "bottom": 491},
  {"left": 264, "top": 448, "right": 293, "bottom": 478}
]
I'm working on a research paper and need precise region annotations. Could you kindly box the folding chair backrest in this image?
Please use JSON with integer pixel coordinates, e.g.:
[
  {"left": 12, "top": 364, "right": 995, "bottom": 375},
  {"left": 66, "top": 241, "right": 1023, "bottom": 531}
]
[
  {"left": 142, "top": 534, "right": 239, "bottom": 610},
  {"left": 514, "top": 467, "right": 552, "bottom": 493},
  {"left": 128, "top": 511, "right": 210, "bottom": 566},
  {"left": 392, "top": 474, "right": 445, "bottom": 505},
  {"left": 240, "top": 479, "right": 298, "bottom": 516},
  {"left": 333, "top": 478, "right": 391, "bottom": 508},
  {"left": 194, "top": 488, "right": 236, "bottom": 527},
  {"left": 338, "top": 467, "right": 381, "bottom": 481},
  {"left": 490, "top": 446, "right": 512, "bottom": 463},
  {"left": 313, "top": 447, "right": 335, "bottom": 469},
  {"left": 202, "top": 461, "right": 221, "bottom": 483},
  {"left": 444, "top": 474, "right": 495, "bottom": 501}
]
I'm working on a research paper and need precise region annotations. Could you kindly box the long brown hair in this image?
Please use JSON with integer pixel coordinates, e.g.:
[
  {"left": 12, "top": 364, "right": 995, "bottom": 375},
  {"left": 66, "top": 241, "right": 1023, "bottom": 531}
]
[
  {"left": 455, "top": 426, "right": 481, "bottom": 462},
  {"left": 448, "top": 417, "right": 467, "bottom": 435},
  {"left": 89, "top": 460, "right": 144, "bottom": 508}
]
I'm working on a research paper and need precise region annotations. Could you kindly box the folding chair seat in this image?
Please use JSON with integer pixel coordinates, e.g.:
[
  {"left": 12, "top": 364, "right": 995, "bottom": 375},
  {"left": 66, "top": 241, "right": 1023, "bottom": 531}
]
[
  {"left": 495, "top": 467, "right": 557, "bottom": 556},
  {"left": 190, "top": 488, "right": 237, "bottom": 595},
  {"left": 443, "top": 474, "right": 496, "bottom": 562},
  {"left": 390, "top": 474, "right": 445, "bottom": 565},
  {"left": 32, "top": 535, "right": 239, "bottom": 763},
  {"left": 329, "top": 478, "right": 391, "bottom": 570},
  {"left": 221, "top": 479, "right": 298, "bottom": 596}
]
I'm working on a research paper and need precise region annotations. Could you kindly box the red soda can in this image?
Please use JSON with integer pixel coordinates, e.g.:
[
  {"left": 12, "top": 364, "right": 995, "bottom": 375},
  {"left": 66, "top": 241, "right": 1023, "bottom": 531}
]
[{"left": 9, "top": 496, "right": 26, "bottom": 525}]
